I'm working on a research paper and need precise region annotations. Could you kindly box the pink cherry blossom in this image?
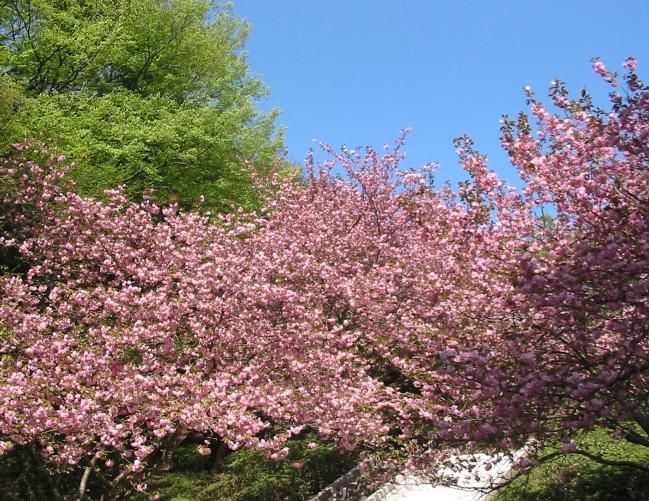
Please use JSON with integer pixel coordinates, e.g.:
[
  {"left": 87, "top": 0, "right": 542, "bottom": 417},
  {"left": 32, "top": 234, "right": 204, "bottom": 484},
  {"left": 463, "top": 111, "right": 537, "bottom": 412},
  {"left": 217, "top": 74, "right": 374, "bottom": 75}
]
[{"left": 2, "top": 59, "right": 648, "bottom": 494}]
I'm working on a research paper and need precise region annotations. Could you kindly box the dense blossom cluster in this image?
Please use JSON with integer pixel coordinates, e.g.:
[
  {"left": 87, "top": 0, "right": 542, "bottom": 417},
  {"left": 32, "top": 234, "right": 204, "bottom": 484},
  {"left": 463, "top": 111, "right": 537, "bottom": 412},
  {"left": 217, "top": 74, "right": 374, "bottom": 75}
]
[
  {"left": 404, "top": 57, "right": 649, "bottom": 469},
  {"left": 0, "top": 150, "right": 396, "bottom": 497},
  {"left": 1, "top": 59, "right": 648, "bottom": 496}
]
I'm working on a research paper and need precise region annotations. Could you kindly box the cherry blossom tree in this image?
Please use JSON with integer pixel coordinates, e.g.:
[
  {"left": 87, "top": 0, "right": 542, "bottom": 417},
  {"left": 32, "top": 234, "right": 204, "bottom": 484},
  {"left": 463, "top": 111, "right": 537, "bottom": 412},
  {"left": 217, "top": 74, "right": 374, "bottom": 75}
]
[
  {"left": 490, "top": 57, "right": 649, "bottom": 470},
  {"left": 370, "top": 58, "right": 649, "bottom": 477},
  {"left": 0, "top": 144, "right": 392, "bottom": 499},
  {"left": 238, "top": 58, "right": 649, "bottom": 477},
  {"left": 2, "top": 58, "right": 648, "bottom": 498}
]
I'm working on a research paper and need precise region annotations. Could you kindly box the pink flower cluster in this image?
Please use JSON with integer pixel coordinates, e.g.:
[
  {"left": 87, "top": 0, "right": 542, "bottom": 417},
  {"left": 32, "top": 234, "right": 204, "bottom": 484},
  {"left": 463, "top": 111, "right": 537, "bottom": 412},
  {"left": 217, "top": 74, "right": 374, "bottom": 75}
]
[{"left": 1, "top": 59, "right": 648, "bottom": 491}]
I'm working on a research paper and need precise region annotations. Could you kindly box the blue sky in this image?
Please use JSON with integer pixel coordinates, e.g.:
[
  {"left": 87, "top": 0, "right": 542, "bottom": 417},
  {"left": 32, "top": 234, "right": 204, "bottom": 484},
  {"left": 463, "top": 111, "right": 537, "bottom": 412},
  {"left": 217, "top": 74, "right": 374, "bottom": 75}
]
[{"left": 231, "top": 0, "right": 649, "bottom": 187}]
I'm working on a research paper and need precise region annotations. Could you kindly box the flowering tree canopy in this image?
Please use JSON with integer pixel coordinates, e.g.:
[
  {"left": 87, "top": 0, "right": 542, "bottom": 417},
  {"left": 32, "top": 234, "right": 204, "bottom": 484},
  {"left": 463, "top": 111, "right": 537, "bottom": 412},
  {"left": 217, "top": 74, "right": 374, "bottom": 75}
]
[
  {"left": 386, "top": 58, "right": 649, "bottom": 474},
  {"left": 1, "top": 58, "right": 648, "bottom": 498},
  {"left": 0, "top": 145, "right": 392, "bottom": 499}
]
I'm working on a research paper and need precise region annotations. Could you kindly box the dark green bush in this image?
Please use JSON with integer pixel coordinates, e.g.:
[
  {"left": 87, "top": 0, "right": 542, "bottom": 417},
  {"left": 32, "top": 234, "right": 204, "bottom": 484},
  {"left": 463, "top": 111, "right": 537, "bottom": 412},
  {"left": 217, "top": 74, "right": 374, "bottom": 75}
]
[
  {"left": 143, "top": 439, "right": 358, "bottom": 501},
  {"left": 171, "top": 444, "right": 214, "bottom": 474}
]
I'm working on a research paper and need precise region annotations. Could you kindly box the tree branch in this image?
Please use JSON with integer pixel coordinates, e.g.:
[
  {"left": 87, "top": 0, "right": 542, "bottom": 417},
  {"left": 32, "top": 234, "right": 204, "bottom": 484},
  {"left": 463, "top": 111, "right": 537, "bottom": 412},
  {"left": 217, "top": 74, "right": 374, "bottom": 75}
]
[{"left": 78, "top": 455, "right": 97, "bottom": 500}]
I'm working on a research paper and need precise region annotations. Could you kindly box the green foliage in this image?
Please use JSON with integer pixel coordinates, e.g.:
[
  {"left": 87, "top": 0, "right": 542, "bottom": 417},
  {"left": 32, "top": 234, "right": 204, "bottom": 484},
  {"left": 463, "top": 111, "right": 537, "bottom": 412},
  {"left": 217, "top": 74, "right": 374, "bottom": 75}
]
[
  {"left": 2, "top": 0, "right": 259, "bottom": 102},
  {"left": 495, "top": 429, "right": 649, "bottom": 501},
  {"left": 1, "top": 0, "right": 284, "bottom": 210},
  {"left": 0, "top": 447, "right": 50, "bottom": 500},
  {"left": 0, "top": 49, "right": 27, "bottom": 152},
  {"left": 141, "top": 440, "right": 358, "bottom": 501},
  {"left": 0, "top": 440, "right": 355, "bottom": 500},
  {"left": 22, "top": 90, "right": 279, "bottom": 209},
  {"left": 172, "top": 444, "right": 213, "bottom": 473}
]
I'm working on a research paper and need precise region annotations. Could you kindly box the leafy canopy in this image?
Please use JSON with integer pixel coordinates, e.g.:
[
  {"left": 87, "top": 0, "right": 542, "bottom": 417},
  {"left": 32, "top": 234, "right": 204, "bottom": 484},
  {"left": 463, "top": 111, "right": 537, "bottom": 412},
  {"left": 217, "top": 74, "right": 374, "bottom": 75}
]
[{"left": 0, "top": 0, "right": 283, "bottom": 209}]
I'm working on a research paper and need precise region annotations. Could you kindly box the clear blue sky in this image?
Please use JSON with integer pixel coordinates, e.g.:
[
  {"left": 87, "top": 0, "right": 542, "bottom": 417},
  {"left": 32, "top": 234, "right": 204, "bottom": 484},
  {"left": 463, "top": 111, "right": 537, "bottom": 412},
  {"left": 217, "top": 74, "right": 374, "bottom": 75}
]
[{"left": 231, "top": 0, "right": 649, "bottom": 186}]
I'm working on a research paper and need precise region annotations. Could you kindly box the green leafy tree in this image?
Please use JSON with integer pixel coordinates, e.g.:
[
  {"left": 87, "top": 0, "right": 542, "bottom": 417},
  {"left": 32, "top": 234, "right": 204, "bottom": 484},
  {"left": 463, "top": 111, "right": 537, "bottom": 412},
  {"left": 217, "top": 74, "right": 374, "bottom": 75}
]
[
  {"left": 0, "top": 0, "right": 283, "bottom": 209},
  {"left": 0, "top": 48, "right": 25, "bottom": 149}
]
